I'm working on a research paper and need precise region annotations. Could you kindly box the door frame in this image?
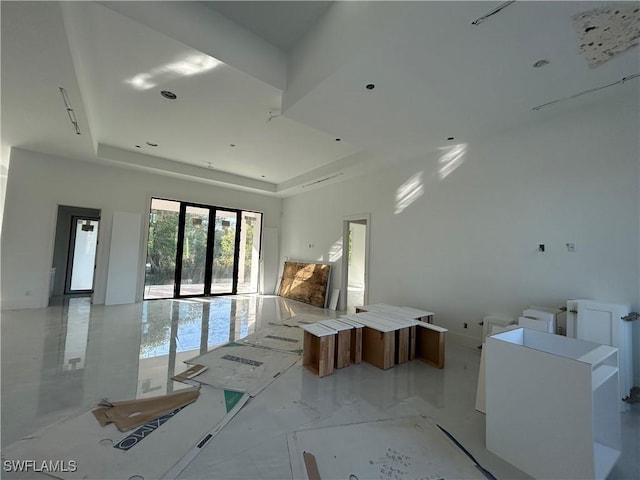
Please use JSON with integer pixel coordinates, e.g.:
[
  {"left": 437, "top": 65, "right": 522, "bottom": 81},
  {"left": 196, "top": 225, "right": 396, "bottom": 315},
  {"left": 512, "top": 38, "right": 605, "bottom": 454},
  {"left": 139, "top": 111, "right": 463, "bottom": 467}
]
[
  {"left": 144, "top": 196, "right": 264, "bottom": 300},
  {"left": 65, "top": 215, "right": 100, "bottom": 294},
  {"left": 174, "top": 202, "right": 241, "bottom": 298},
  {"left": 341, "top": 213, "right": 371, "bottom": 311}
]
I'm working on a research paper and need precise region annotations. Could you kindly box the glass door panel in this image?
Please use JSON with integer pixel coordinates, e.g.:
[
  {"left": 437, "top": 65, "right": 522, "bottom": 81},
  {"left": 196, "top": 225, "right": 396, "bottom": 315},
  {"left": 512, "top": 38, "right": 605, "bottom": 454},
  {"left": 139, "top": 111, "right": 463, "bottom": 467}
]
[
  {"left": 144, "top": 199, "right": 180, "bottom": 299},
  {"left": 68, "top": 218, "right": 99, "bottom": 292},
  {"left": 179, "top": 206, "right": 210, "bottom": 296},
  {"left": 211, "top": 210, "right": 237, "bottom": 294},
  {"left": 144, "top": 198, "right": 263, "bottom": 300},
  {"left": 237, "top": 211, "right": 262, "bottom": 294}
]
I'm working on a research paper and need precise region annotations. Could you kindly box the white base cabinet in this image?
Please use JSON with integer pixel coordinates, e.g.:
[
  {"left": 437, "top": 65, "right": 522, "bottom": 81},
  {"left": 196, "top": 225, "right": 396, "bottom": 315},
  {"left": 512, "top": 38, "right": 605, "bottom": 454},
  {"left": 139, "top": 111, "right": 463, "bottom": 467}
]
[
  {"left": 486, "top": 328, "right": 621, "bottom": 480},
  {"left": 566, "top": 299, "right": 632, "bottom": 408}
]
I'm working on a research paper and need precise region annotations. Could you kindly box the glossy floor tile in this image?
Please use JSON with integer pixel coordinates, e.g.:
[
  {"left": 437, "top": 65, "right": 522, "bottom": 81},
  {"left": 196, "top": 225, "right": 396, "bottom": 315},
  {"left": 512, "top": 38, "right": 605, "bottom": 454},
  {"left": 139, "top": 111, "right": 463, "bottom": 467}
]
[{"left": 1, "top": 295, "right": 638, "bottom": 479}]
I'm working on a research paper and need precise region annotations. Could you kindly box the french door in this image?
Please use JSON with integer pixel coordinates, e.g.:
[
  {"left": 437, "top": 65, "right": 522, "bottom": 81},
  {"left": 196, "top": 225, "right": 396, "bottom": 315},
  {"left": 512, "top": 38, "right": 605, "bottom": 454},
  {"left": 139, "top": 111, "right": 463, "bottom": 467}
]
[
  {"left": 65, "top": 216, "right": 100, "bottom": 294},
  {"left": 144, "top": 198, "right": 262, "bottom": 300}
]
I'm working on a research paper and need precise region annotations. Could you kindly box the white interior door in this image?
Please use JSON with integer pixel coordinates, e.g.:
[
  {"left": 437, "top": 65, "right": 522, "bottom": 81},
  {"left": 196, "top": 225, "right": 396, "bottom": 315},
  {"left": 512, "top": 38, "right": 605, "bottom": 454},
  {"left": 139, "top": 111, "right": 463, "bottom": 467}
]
[
  {"left": 66, "top": 217, "right": 100, "bottom": 293},
  {"left": 575, "top": 300, "right": 632, "bottom": 404},
  {"left": 260, "top": 227, "right": 278, "bottom": 294},
  {"left": 105, "top": 212, "right": 142, "bottom": 305}
]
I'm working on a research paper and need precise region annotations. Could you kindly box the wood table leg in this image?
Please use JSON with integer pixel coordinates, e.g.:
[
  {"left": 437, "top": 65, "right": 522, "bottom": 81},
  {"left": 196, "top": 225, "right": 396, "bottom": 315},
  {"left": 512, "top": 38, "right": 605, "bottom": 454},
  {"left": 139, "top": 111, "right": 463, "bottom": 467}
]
[
  {"left": 303, "top": 330, "right": 336, "bottom": 377},
  {"left": 395, "top": 327, "right": 410, "bottom": 364},
  {"left": 362, "top": 327, "right": 395, "bottom": 370},
  {"left": 350, "top": 327, "right": 362, "bottom": 364},
  {"left": 415, "top": 326, "right": 445, "bottom": 369},
  {"left": 334, "top": 330, "right": 351, "bottom": 369}
]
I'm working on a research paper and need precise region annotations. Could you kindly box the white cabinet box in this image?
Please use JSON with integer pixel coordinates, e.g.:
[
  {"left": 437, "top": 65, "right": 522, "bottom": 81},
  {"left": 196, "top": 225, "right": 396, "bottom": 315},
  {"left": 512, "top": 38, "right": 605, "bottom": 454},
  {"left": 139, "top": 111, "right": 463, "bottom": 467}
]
[
  {"left": 518, "top": 315, "right": 554, "bottom": 333},
  {"left": 566, "top": 299, "right": 632, "bottom": 408},
  {"left": 486, "top": 328, "right": 620, "bottom": 480}
]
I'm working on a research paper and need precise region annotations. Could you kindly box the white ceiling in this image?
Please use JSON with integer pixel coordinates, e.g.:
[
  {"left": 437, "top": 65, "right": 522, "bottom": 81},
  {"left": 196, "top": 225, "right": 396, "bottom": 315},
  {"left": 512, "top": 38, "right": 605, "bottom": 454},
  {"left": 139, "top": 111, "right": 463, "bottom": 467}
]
[
  {"left": 205, "top": 1, "right": 333, "bottom": 52},
  {"left": 2, "top": 1, "right": 638, "bottom": 197}
]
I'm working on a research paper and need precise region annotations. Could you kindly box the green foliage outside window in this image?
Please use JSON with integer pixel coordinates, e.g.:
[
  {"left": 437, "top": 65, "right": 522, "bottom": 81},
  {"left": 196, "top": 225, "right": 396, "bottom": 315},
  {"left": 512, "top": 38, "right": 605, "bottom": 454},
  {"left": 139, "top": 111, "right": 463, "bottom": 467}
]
[
  {"left": 145, "top": 209, "right": 253, "bottom": 287},
  {"left": 146, "top": 210, "right": 179, "bottom": 285}
]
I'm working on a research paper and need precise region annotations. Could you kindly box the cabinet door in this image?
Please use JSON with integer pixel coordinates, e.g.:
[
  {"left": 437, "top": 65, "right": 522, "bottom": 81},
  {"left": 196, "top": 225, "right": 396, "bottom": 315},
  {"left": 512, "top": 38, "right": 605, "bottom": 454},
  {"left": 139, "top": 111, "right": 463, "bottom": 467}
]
[
  {"left": 576, "top": 301, "right": 618, "bottom": 345},
  {"left": 576, "top": 300, "right": 632, "bottom": 403}
]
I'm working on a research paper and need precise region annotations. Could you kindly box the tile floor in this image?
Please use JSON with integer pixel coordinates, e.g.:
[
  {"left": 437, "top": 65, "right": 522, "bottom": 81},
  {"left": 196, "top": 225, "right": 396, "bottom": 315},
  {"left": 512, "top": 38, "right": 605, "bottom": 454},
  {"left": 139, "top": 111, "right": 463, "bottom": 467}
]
[{"left": 1, "top": 295, "right": 638, "bottom": 479}]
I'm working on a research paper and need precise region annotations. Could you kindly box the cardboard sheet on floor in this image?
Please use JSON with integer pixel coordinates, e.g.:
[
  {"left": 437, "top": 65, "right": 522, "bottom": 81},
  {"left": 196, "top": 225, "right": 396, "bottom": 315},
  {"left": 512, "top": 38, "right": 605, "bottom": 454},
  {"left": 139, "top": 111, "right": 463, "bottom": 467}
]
[
  {"left": 1, "top": 386, "right": 248, "bottom": 480},
  {"left": 287, "top": 416, "right": 489, "bottom": 480},
  {"left": 172, "top": 364, "right": 208, "bottom": 383},
  {"left": 186, "top": 343, "right": 299, "bottom": 396},
  {"left": 279, "top": 313, "right": 332, "bottom": 327},
  {"left": 241, "top": 325, "right": 304, "bottom": 354},
  {"left": 93, "top": 389, "right": 200, "bottom": 432}
]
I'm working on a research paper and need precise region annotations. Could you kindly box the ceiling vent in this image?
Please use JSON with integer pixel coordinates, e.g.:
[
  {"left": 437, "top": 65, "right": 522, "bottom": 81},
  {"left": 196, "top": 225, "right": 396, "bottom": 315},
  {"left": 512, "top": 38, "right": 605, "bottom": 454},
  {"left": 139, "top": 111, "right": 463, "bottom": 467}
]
[{"left": 573, "top": 5, "right": 640, "bottom": 68}]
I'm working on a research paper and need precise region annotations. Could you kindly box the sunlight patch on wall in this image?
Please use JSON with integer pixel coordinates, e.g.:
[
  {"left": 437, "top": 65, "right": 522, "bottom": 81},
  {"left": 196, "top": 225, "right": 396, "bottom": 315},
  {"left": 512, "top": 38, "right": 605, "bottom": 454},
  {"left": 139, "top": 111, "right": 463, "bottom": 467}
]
[
  {"left": 0, "top": 145, "right": 11, "bottom": 237},
  {"left": 327, "top": 237, "right": 343, "bottom": 263},
  {"left": 125, "top": 54, "right": 221, "bottom": 90},
  {"left": 438, "top": 143, "right": 467, "bottom": 180},
  {"left": 395, "top": 172, "right": 424, "bottom": 214}
]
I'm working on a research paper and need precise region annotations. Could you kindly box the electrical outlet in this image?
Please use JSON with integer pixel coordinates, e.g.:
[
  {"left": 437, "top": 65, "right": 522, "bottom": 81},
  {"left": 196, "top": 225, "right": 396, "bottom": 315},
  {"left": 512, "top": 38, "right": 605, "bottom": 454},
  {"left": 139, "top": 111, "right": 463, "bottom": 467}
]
[
  {"left": 463, "top": 323, "right": 468, "bottom": 329},
  {"left": 566, "top": 242, "right": 576, "bottom": 252}
]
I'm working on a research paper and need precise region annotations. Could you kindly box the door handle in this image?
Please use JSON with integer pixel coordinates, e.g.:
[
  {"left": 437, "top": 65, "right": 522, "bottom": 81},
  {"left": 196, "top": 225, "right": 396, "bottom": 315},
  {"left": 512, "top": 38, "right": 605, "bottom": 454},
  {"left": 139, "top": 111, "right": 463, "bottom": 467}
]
[{"left": 621, "top": 312, "right": 639, "bottom": 322}]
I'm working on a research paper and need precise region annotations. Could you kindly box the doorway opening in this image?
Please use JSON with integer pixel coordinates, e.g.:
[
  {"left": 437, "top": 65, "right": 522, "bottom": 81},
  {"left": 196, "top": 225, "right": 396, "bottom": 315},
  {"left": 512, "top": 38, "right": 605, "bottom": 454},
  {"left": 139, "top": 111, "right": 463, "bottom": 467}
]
[
  {"left": 342, "top": 214, "right": 370, "bottom": 312},
  {"left": 51, "top": 206, "right": 101, "bottom": 303},
  {"left": 66, "top": 216, "right": 100, "bottom": 294}
]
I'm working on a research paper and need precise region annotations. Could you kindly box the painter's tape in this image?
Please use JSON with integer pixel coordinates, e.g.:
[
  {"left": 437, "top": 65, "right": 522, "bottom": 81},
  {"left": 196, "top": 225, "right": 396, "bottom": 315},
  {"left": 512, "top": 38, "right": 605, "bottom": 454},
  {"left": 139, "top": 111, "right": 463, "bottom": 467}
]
[{"left": 160, "top": 393, "right": 250, "bottom": 480}]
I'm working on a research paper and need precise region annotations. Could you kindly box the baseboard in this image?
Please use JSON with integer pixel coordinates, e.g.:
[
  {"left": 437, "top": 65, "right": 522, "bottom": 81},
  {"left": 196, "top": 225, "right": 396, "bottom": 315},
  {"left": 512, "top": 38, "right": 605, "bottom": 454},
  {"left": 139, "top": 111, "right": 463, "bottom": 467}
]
[{"left": 1, "top": 296, "right": 47, "bottom": 310}]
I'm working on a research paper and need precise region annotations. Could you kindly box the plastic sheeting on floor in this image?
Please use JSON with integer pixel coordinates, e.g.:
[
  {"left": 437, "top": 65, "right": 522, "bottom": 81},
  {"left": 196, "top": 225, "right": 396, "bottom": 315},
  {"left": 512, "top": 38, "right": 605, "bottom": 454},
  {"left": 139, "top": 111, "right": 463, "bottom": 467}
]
[
  {"left": 185, "top": 342, "right": 300, "bottom": 396},
  {"left": 1, "top": 386, "right": 248, "bottom": 480},
  {"left": 288, "top": 416, "right": 491, "bottom": 480},
  {"left": 240, "top": 324, "right": 304, "bottom": 354},
  {"left": 278, "top": 313, "right": 334, "bottom": 327}
]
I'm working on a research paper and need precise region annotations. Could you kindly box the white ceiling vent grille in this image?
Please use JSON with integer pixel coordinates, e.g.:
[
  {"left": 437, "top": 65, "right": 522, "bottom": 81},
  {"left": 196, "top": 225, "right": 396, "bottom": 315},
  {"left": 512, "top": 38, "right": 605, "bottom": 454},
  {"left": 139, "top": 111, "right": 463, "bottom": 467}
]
[{"left": 573, "top": 5, "right": 640, "bottom": 68}]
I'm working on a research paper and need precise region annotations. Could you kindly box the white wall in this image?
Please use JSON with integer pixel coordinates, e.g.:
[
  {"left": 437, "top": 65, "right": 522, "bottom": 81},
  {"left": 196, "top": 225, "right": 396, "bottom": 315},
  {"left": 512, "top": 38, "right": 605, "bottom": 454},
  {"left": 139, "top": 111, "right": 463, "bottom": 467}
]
[
  {"left": 281, "top": 93, "right": 639, "bottom": 355},
  {"left": 1, "top": 149, "right": 283, "bottom": 309}
]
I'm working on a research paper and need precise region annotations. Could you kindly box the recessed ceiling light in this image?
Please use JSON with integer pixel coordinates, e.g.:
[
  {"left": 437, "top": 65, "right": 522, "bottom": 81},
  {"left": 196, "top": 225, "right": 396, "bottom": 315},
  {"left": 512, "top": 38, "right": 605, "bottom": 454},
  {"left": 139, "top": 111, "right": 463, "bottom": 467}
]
[
  {"left": 533, "top": 59, "right": 550, "bottom": 68},
  {"left": 447, "top": 137, "right": 455, "bottom": 141},
  {"left": 160, "top": 90, "right": 177, "bottom": 99},
  {"left": 365, "top": 83, "right": 376, "bottom": 90},
  {"left": 146, "top": 142, "right": 158, "bottom": 147}
]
